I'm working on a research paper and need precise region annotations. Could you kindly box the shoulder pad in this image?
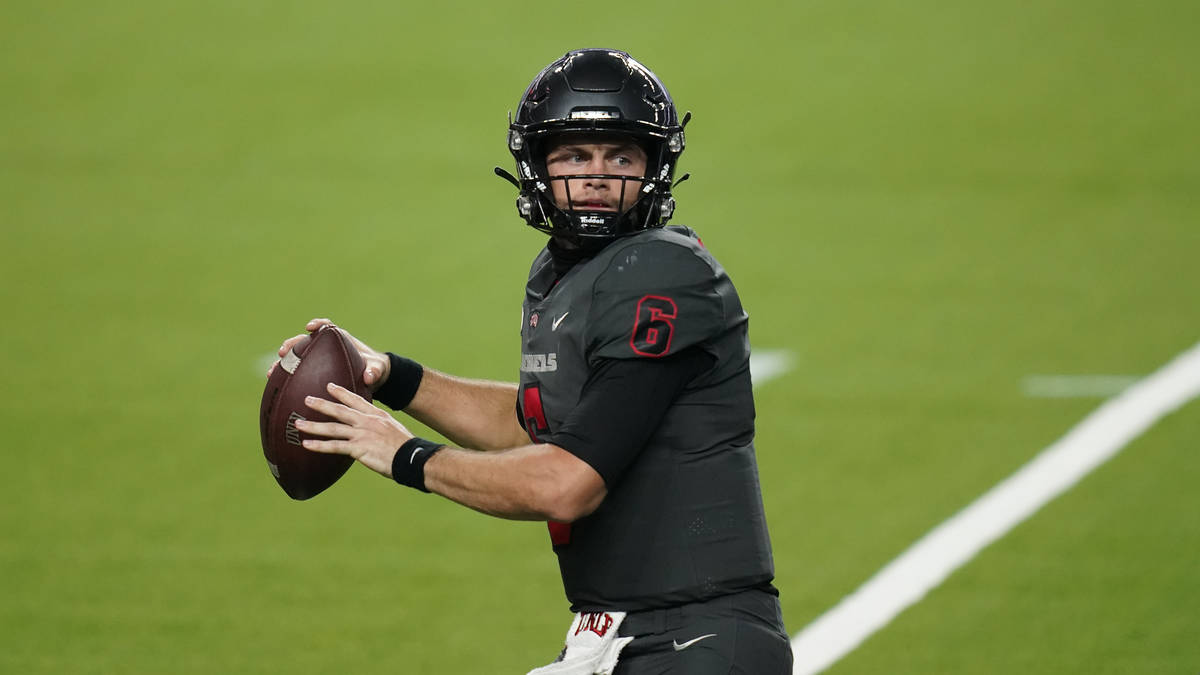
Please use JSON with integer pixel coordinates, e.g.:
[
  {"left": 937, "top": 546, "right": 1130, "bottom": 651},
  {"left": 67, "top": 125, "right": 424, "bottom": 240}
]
[{"left": 585, "top": 230, "right": 737, "bottom": 361}]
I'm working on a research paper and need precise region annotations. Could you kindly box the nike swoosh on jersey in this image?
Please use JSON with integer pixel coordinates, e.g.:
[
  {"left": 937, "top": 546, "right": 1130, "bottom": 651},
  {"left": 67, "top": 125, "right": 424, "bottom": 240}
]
[
  {"left": 552, "top": 312, "right": 570, "bottom": 331},
  {"left": 672, "top": 633, "right": 717, "bottom": 651}
]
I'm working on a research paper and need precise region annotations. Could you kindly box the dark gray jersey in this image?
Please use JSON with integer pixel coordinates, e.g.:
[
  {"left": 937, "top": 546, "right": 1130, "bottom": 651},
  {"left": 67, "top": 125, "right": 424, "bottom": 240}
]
[{"left": 518, "top": 226, "right": 776, "bottom": 612}]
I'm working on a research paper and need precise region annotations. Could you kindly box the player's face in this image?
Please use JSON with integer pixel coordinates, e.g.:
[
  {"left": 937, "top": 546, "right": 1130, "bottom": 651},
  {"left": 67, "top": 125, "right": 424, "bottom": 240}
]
[{"left": 545, "top": 137, "right": 648, "bottom": 214}]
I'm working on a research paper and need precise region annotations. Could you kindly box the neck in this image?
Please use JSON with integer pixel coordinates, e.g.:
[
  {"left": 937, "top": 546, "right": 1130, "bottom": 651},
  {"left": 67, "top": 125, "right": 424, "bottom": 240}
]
[{"left": 548, "top": 236, "right": 608, "bottom": 276}]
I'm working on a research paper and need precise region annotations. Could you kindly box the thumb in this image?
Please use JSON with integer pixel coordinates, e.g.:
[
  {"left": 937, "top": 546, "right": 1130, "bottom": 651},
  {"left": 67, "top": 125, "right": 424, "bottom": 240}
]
[{"left": 364, "top": 366, "right": 388, "bottom": 395}]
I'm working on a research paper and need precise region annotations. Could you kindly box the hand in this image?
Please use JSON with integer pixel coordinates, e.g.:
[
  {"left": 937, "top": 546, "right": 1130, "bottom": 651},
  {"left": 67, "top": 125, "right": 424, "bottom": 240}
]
[
  {"left": 267, "top": 318, "right": 392, "bottom": 393},
  {"left": 295, "top": 382, "right": 414, "bottom": 478}
]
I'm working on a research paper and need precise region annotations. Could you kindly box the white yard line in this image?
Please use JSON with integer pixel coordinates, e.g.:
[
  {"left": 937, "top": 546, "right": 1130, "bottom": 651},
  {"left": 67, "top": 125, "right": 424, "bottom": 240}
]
[
  {"left": 792, "top": 341, "right": 1200, "bottom": 675},
  {"left": 1022, "top": 374, "right": 1142, "bottom": 398},
  {"left": 751, "top": 349, "right": 795, "bottom": 389},
  {"left": 256, "top": 352, "right": 280, "bottom": 375}
]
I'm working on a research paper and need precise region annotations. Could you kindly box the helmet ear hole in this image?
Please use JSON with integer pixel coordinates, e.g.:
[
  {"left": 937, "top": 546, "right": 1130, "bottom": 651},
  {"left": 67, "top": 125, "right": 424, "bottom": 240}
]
[{"left": 516, "top": 195, "right": 533, "bottom": 217}]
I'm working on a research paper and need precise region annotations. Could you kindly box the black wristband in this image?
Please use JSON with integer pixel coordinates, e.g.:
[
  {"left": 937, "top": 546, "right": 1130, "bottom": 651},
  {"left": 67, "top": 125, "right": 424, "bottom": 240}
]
[
  {"left": 374, "top": 352, "right": 423, "bottom": 411},
  {"left": 392, "top": 437, "right": 445, "bottom": 493}
]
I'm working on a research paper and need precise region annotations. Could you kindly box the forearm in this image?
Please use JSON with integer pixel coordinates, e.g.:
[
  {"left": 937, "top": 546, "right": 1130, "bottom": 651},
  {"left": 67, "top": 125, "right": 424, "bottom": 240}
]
[
  {"left": 404, "top": 368, "right": 528, "bottom": 452},
  {"left": 422, "top": 443, "right": 605, "bottom": 522}
]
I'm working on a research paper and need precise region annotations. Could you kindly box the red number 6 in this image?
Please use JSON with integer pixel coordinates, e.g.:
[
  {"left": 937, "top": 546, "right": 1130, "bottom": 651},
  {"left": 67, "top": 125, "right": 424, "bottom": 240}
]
[{"left": 630, "top": 295, "right": 678, "bottom": 357}]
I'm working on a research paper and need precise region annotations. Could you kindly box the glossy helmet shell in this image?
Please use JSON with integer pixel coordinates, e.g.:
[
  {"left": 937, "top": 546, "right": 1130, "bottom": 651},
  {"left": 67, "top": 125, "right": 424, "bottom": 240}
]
[{"left": 508, "top": 49, "right": 685, "bottom": 240}]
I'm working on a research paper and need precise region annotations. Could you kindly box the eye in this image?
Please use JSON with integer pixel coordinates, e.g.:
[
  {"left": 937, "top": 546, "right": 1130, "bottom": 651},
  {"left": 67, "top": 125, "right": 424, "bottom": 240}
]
[{"left": 547, "top": 151, "right": 584, "bottom": 165}]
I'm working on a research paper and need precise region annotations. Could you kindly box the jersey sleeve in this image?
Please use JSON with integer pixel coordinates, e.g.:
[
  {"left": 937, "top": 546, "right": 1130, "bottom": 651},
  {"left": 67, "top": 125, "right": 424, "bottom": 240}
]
[
  {"left": 585, "top": 237, "right": 727, "bottom": 363},
  {"left": 549, "top": 348, "right": 715, "bottom": 487}
]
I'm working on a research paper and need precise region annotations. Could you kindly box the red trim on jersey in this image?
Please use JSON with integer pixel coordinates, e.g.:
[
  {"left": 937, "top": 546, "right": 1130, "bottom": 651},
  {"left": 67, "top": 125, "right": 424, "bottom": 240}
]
[
  {"left": 521, "top": 384, "right": 549, "bottom": 443},
  {"left": 548, "top": 521, "right": 572, "bottom": 547}
]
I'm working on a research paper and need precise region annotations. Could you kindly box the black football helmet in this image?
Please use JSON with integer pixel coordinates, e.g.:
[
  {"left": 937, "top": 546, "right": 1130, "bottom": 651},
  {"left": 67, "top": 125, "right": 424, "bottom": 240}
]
[{"left": 499, "top": 49, "right": 687, "bottom": 241}]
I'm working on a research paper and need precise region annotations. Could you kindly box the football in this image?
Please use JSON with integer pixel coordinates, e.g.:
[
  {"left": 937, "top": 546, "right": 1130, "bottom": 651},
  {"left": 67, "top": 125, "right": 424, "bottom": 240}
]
[{"left": 259, "top": 325, "right": 371, "bottom": 500}]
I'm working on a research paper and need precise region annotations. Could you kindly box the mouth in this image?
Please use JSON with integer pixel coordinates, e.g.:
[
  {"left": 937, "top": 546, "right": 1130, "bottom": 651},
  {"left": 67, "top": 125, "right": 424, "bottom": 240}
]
[{"left": 571, "top": 200, "right": 617, "bottom": 211}]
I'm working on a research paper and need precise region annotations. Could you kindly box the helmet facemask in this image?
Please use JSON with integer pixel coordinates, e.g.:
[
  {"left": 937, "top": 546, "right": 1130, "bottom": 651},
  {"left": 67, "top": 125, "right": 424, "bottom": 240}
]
[{"left": 515, "top": 131, "right": 675, "bottom": 241}]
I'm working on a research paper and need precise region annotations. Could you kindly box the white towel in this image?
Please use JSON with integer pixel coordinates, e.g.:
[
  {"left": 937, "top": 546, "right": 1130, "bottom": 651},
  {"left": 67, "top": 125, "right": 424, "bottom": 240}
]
[{"left": 526, "top": 611, "right": 634, "bottom": 675}]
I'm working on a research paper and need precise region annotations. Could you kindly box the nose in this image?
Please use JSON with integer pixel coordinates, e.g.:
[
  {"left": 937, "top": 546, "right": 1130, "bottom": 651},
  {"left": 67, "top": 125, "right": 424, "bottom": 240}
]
[
  {"left": 580, "top": 157, "right": 601, "bottom": 178},
  {"left": 580, "top": 158, "right": 612, "bottom": 191}
]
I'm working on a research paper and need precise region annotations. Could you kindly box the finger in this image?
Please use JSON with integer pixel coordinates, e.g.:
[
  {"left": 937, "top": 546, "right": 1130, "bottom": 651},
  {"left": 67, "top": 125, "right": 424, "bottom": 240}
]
[
  {"left": 301, "top": 438, "right": 354, "bottom": 455},
  {"left": 293, "top": 418, "right": 352, "bottom": 439},
  {"left": 306, "top": 317, "right": 335, "bottom": 332},
  {"left": 267, "top": 360, "right": 278, "bottom": 378},
  {"left": 304, "top": 395, "right": 361, "bottom": 423},
  {"left": 277, "top": 333, "right": 308, "bottom": 357},
  {"left": 360, "top": 354, "right": 389, "bottom": 389},
  {"left": 325, "top": 382, "right": 379, "bottom": 414}
]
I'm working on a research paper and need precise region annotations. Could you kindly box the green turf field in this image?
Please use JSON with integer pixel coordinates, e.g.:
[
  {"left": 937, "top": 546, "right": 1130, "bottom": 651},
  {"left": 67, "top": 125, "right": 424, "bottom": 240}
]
[{"left": 3, "top": 1, "right": 1197, "bottom": 673}]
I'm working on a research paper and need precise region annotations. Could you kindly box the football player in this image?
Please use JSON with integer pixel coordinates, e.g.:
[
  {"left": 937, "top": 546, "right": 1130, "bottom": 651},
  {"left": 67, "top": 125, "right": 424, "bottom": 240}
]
[{"left": 277, "top": 48, "right": 792, "bottom": 674}]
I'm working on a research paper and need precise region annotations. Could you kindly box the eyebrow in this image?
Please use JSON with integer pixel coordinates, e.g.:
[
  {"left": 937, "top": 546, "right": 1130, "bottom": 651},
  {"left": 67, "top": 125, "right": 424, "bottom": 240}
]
[{"left": 548, "top": 143, "right": 644, "bottom": 157}]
